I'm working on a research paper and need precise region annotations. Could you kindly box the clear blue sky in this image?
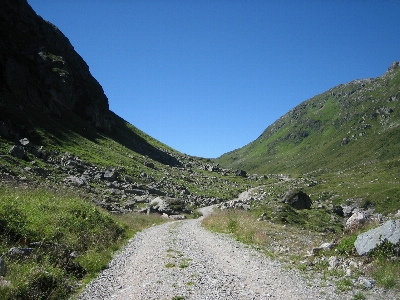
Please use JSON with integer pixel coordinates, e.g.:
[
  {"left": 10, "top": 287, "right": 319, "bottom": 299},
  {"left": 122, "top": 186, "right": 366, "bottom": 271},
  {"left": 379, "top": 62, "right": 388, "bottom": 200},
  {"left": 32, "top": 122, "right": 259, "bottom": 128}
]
[{"left": 27, "top": 0, "right": 400, "bottom": 158}]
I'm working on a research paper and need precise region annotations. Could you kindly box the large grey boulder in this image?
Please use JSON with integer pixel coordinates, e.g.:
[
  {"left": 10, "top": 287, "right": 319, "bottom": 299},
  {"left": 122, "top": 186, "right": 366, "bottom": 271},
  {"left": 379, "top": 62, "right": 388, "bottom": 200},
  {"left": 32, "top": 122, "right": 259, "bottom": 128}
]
[{"left": 354, "top": 219, "right": 400, "bottom": 255}]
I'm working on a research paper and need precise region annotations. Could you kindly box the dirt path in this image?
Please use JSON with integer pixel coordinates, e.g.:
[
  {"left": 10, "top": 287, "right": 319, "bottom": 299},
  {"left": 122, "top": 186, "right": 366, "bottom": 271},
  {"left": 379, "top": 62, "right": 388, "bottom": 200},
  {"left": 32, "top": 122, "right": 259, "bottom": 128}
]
[{"left": 76, "top": 208, "right": 361, "bottom": 300}]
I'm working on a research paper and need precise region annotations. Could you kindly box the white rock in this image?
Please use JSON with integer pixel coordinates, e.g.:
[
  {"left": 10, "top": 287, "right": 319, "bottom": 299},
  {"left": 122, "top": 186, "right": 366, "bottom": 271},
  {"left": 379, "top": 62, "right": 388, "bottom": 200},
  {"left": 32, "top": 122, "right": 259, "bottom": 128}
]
[
  {"left": 346, "top": 211, "right": 367, "bottom": 229},
  {"left": 328, "top": 256, "right": 339, "bottom": 270}
]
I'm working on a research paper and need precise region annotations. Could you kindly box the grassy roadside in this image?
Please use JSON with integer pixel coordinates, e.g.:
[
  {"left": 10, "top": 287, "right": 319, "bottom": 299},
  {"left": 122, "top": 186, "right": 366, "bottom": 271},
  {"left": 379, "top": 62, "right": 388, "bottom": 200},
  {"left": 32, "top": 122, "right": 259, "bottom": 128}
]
[
  {"left": 0, "top": 186, "right": 167, "bottom": 300},
  {"left": 202, "top": 208, "right": 400, "bottom": 296},
  {"left": 202, "top": 209, "right": 333, "bottom": 258}
]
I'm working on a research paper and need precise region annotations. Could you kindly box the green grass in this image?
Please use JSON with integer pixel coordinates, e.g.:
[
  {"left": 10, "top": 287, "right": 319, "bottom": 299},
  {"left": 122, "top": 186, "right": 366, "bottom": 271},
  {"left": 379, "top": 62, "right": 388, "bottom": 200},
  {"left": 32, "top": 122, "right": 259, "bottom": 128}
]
[
  {"left": 368, "top": 240, "right": 400, "bottom": 289},
  {"left": 371, "top": 260, "right": 399, "bottom": 289},
  {"left": 0, "top": 187, "right": 167, "bottom": 299},
  {"left": 202, "top": 209, "right": 335, "bottom": 258},
  {"left": 336, "top": 234, "right": 357, "bottom": 255},
  {"left": 353, "top": 292, "right": 366, "bottom": 300},
  {"left": 336, "top": 278, "right": 353, "bottom": 292}
]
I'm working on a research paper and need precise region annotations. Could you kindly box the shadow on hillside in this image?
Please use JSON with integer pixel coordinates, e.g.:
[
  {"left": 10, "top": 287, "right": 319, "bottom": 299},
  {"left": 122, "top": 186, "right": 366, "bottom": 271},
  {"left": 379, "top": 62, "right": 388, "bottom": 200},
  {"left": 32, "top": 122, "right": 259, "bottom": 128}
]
[
  {"left": 0, "top": 91, "right": 181, "bottom": 167},
  {"left": 106, "top": 112, "right": 182, "bottom": 167}
]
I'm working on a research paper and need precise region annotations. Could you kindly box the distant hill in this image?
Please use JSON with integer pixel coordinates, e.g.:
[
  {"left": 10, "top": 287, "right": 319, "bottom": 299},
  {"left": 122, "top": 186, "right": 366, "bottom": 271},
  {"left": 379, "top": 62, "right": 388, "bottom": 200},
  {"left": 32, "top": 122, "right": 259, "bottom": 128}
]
[{"left": 216, "top": 62, "right": 400, "bottom": 176}]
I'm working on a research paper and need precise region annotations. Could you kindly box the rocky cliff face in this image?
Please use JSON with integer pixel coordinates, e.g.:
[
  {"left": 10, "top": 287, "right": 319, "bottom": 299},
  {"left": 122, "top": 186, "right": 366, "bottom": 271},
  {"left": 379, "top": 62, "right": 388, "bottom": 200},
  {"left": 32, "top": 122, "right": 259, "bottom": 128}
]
[{"left": 0, "top": 0, "right": 113, "bottom": 132}]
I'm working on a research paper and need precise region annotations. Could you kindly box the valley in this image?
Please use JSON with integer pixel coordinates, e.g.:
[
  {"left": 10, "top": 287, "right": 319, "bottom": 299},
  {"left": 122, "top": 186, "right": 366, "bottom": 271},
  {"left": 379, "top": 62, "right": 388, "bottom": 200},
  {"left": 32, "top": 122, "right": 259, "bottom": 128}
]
[{"left": 0, "top": 0, "right": 399, "bottom": 299}]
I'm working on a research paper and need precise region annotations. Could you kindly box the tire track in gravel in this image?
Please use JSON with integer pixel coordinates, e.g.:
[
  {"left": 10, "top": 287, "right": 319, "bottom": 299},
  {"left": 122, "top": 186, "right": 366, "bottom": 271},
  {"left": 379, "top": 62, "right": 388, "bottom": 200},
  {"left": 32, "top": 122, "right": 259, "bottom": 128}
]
[{"left": 76, "top": 207, "right": 357, "bottom": 300}]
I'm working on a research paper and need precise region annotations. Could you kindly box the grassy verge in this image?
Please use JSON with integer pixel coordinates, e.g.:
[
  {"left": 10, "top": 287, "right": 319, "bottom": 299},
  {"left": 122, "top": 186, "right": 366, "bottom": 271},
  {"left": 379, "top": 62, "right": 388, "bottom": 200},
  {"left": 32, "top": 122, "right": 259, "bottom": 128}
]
[
  {"left": 202, "top": 209, "right": 333, "bottom": 258},
  {"left": 0, "top": 186, "right": 167, "bottom": 299},
  {"left": 202, "top": 208, "right": 400, "bottom": 293}
]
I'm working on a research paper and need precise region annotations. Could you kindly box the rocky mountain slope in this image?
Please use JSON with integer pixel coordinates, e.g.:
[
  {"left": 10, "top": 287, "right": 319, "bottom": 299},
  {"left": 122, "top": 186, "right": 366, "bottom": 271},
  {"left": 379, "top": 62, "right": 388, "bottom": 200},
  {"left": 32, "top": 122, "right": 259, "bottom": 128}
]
[
  {"left": 0, "top": 0, "right": 255, "bottom": 213},
  {"left": 0, "top": 0, "right": 112, "bottom": 132}
]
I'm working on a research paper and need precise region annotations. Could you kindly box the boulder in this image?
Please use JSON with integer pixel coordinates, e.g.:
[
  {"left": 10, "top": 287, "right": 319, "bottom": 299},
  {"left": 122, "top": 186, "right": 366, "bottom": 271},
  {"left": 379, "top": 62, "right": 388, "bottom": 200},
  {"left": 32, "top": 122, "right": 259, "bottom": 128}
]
[
  {"left": 124, "top": 189, "right": 147, "bottom": 196},
  {"left": 147, "top": 186, "right": 166, "bottom": 196},
  {"left": 328, "top": 256, "right": 339, "bottom": 270},
  {"left": 63, "top": 175, "right": 88, "bottom": 187},
  {"left": 30, "top": 147, "right": 42, "bottom": 158},
  {"left": 123, "top": 200, "right": 136, "bottom": 210},
  {"left": 19, "top": 138, "right": 30, "bottom": 146},
  {"left": 311, "top": 242, "right": 336, "bottom": 255},
  {"left": 8, "top": 247, "right": 34, "bottom": 258},
  {"left": 218, "top": 199, "right": 251, "bottom": 210},
  {"left": 149, "top": 197, "right": 171, "bottom": 214},
  {"left": 332, "top": 205, "right": 344, "bottom": 217},
  {"left": 0, "top": 277, "right": 11, "bottom": 288},
  {"left": 9, "top": 145, "right": 25, "bottom": 159},
  {"left": 149, "top": 197, "right": 186, "bottom": 214},
  {"left": 281, "top": 190, "right": 312, "bottom": 210},
  {"left": 354, "top": 219, "right": 400, "bottom": 255},
  {"left": 346, "top": 211, "right": 367, "bottom": 230},
  {"left": 144, "top": 161, "right": 154, "bottom": 168},
  {"left": 103, "top": 169, "right": 117, "bottom": 181},
  {"left": 248, "top": 174, "right": 258, "bottom": 181},
  {"left": 235, "top": 169, "right": 247, "bottom": 177},
  {"left": 342, "top": 205, "right": 355, "bottom": 217},
  {"left": 358, "top": 277, "right": 375, "bottom": 290}
]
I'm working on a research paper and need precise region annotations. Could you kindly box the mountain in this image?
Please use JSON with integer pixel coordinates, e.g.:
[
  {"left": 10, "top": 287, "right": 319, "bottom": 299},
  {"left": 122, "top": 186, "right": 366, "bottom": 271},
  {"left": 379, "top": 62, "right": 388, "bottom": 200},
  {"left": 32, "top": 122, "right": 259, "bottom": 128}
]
[
  {"left": 216, "top": 62, "right": 400, "bottom": 176},
  {"left": 0, "top": 0, "right": 256, "bottom": 210},
  {"left": 0, "top": 0, "right": 185, "bottom": 168}
]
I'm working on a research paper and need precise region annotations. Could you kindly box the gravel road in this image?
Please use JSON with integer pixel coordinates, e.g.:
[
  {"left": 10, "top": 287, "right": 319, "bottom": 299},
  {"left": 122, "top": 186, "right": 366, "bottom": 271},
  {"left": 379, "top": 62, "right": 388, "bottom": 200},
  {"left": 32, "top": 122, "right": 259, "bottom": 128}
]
[{"left": 76, "top": 207, "right": 390, "bottom": 300}]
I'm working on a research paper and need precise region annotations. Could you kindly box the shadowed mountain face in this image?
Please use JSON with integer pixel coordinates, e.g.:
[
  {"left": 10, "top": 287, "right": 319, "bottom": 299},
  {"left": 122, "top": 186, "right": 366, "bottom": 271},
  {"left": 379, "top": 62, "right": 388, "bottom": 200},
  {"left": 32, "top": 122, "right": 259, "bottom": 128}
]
[
  {"left": 216, "top": 62, "right": 400, "bottom": 175},
  {"left": 0, "top": 0, "right": 181, "bottom": 166},
  {"left": 0, "top": 0, "right": 113, "bottom": 132}
]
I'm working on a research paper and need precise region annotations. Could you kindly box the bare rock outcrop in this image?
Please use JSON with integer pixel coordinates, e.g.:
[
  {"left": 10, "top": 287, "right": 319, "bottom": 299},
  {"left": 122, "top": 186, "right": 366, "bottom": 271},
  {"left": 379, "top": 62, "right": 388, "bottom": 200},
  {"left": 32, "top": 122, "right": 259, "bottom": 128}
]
[
  {"left": 355, "top": 219, "right": 400, "bottom": 255},
  {"left": 0, "top": 0, "right": 114, "bottom": 132}
]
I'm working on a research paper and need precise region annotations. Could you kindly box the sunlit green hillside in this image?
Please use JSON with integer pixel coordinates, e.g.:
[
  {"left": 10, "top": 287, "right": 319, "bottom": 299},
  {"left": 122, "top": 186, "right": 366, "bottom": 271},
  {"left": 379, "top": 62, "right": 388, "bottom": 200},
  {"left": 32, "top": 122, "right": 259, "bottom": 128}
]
[{"left": 217, "top": 63, "right": 400, "bottom": 176}]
